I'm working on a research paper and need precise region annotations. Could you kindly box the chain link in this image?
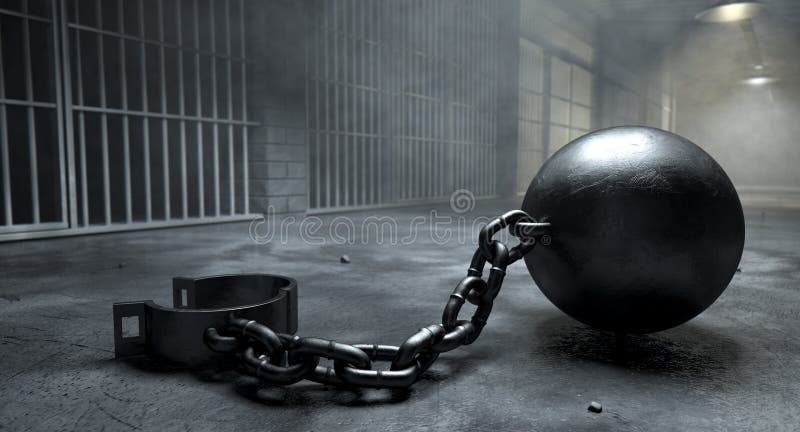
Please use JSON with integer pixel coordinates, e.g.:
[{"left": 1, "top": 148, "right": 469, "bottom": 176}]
[{"left": 205, "top": 210, "right": 549, "bottom": 389}]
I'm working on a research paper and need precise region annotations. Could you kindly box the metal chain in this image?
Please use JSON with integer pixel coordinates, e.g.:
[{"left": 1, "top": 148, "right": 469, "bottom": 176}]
[{"left": 204, "top": 210, "right": 550, "bottom": 389}]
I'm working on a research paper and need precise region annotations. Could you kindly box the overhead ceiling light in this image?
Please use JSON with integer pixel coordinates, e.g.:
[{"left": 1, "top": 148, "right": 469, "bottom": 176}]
[
  {"left": 695, "top": 0, "right": 766, "bottom": 23},
  {"left": 742, "top": 75, "right": 777, "bottom": 85}
]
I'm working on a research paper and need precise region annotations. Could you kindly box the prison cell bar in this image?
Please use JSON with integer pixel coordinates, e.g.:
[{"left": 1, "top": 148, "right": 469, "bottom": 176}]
[
  {"left": 52, "top": 0, "right": 69, "bottom": 229},
  {"left": 193, "top": 0, "right": 204, "bottom": 217},
  {"left": 176, "top": 0, "right": 188, "bottom": 219},
  {"left": 0, "top": 14, "right": 11, "bottom": 226},
  {"left": 58, "top": 0, "right": 78, "bottom": 230},
  {"left": 22, "top": 0, "right": 40, "bottom": 224},
  {"left": 59, "top": 0, "right": 265, "bottom": 223},
  {"left": 240, "top": 0, "right": 249, "bottom": 215},
  {"left": 0, "top": 2, "right": 69, "bottom": 232},
  {"left": 210, "top": 0, "right": 220, "bottom": 217},
  {"left": 225, "top": 0, "right": 234, "bottom": 215},
  {"left": 138, "top": 0, "right": 152, "bottom": 222},
  {"left": 1, "top": 0, "right": 254, "bottom": 241}
]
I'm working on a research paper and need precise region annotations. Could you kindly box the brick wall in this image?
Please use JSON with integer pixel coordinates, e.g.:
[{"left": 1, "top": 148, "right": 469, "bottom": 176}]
[{"left": 246, "top": 1, "right": 308, "bottom": 214}]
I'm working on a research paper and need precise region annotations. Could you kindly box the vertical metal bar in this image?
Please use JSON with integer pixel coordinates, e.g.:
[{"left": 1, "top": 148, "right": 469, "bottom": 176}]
[
  {"left": 377, "top": 0, "right": 382, "bottom": 203},
  {"left": 93, "top": 0, "right": 111, "bottom": 224},
  {"left": 210, "top": 0, "right": 220, "bottom": 216},
  {"left": 57, "top": 0, "right": 80, "bottom": 228},
  {"left": 403, "top": 17, "right": 409, "bottom": 200},
  {"left": 350, "top": 1, "right": 357, "bottom": 207},
  {"left": 492, "top": 9, "right": 497, "bottom": 196},
  {"left": 194, "top": 0, "right": 204, "bottom": 216},
  {"left": 72, "top": 3, "right": 89, "bottom": 226},
  {"left": 458, "top": 110, "right": 463, "bottom": 190},
  {"left": 305, "top": 4, "right": 311, "bottom": 210},
  {"left": 410, "top": 24, "right": 416, "bottom": 200},
  {"left": 360, "top": 105, "right": 365, "bottom": 207},
  {"left": 176, "top": 0, "right": 187, "bottom": 219},
  {"left": 399, "top": 56, "right": 404, "bottom": 200},
  {"left": 375, "top": 0, "right": 381, "bottom": 204},
  {"left": 314, "top": 12, "right": 321, "bottom": 209},
  {"left": 462, "top": 15, "right": 467, "bottom": 193},
  {"left": 138, "top": 0, "right": 151, "bottom": 222},
  {"left": 358, "top": 0, "right": 364, "bottom": 205},
  {"left": 324, "top": 2, "right": 330, "bottom": 207},
  {"left": 422, "top": 101, "right": 427, "bottom": 199},
  {"left": 320, "top": 2, "right": 326, "bottom": 208},
  {"left": 22, "top": 0, "right": 40, "bottom": 224},
  {"left": 360, "top": 19, "right": 366, "bottom": 206},
  {"left": 369, "top": 92, "right": 374, "bottom": 204},
  {"left": 426, "top": 103, "right": 431, "bottom": 198},
  {"left": 118, "top": 0, "right": 132, "bottom": 223},
  {"left": 433, "top": 3, "right": 439, "bottom": 197},
  {"left": 438, "top": 138, "right": 442, "bottom": 197},
  {"left": 369, "top": 0, "right": 375, "bottom": 204},
  {"left": 353, "top": 0, "right": 360, "bottom": 206},
  {"left": 417, "top": 116, "right": 422, "bottom": 199},
  {"left": 400, "top": 13, "right": 406, "bottom": 200},
  {"left": 343, "top": 0, "right": 348, "bottom": 207},
  {"left": 413, "top": 99, "right": 417, "bottom": 200},
  {"left": 225, "top": 0, "right": 234, "bottom": 215},
  {"left": 333, "top": 0, "right": 339, "bottom": 208},
  {"left": 158, "top": 0, "right": 170, "bottom": 220},
  {"left": 0, "top": 17, "right": 10, "bottom": 225},
  {"left": 53, "top": 0, "right": 70, "bottom": 227},
  {"left": 225, "top": 0, "right": 233, "bottom": 215},
  {"left": 240, "top": 0, "right": 248, "bottom": 214}
]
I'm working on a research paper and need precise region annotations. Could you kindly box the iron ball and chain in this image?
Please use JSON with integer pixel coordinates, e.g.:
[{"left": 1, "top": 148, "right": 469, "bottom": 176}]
[
  {"left": 117, "top": 126, "right": 745, "bottom": 395},
  {"left": 203, "top": 210, "right": 551, "bottom": 389}
]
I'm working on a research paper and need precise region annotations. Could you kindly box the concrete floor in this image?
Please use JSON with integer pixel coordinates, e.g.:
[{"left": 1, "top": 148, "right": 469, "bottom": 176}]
[{"left": 1, "top": 199, "right": 798, "bottom": 431}]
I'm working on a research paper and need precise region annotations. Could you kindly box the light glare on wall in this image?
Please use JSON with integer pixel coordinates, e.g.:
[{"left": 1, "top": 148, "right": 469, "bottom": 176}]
[
  {"left": 695, "top": 1, "right": 766, "bottom": 23},
  {"left": 742, "top": 76, "right": 777, "bottom": 86}
]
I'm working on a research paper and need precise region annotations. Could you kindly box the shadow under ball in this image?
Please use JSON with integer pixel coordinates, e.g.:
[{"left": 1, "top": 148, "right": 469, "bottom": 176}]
[{"left": 523, "top": 126, "right": 745, "bottom": 333}]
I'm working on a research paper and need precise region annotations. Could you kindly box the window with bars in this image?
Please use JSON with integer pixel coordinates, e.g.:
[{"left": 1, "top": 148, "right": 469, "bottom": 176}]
[
  {"left": 0, "top": 0, "right": 253, "bottom": 240},
  {"left": 548, "top": 56, "right": 592, "bottom": 153},
  {"left": 517, "top": 38, "right": 545, "bottom": 194}
]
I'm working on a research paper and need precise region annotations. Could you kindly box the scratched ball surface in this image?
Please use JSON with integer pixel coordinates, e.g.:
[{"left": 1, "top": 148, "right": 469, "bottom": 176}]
[{"left": 522, "top": 126, "right": 744, "bottom": 333}]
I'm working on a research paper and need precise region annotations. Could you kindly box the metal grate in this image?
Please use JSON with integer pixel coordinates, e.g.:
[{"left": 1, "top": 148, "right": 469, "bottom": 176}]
[
  {"left": 306, "top": 0, "right": 500, "bottom": 211},
  {"left": 0, "top": 2, "right": 67, "bottom": 234},
  {"left": 0, "top": 0, "right": 254, "bottom": 241},
  {"left": 548, "top": 56, "right": 593, "bottom": 153},
  {"left": 517, "top": 38, "right": 546, "bottom": 195},
  {"left": 64, "top": 0, "right": 252, "bottom": 227}
]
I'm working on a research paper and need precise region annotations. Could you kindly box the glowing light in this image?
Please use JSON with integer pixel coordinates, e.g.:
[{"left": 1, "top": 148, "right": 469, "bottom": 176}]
[
  {"left": 695, "top": 1, "right": 766, "bottom": 23},
  {"left": 742, "top": 76, "right": 776, "bottom": 85}
]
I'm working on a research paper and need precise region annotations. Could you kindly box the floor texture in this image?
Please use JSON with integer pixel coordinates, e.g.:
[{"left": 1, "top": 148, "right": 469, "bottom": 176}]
[{"left": 1, "top": 199, "right": 798, "bottom": 431}]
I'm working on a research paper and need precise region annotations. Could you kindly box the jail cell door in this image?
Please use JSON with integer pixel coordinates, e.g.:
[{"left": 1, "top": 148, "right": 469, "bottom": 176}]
[
  {"left": 306, "top": 0, "right": 500, "bottom": 212},
  {"left": 0, "top": 1, "right": 68, "bottom": 235},
  {"left": 63, "top": 0, "right": 252, "bottom": 230},
  {"left": 1, "top": 0, "right": 253, "bottom": 241}
]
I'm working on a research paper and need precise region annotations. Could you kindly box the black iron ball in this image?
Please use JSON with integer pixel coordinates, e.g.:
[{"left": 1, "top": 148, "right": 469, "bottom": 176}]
[{"left": 522, "top": 126, "right": 744, "bottom": 333}]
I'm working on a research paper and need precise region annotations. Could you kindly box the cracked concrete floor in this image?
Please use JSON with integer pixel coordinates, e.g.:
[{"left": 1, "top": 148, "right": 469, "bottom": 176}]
[{"left": 0, "top": 199, "right": 798, "bottom": 431}]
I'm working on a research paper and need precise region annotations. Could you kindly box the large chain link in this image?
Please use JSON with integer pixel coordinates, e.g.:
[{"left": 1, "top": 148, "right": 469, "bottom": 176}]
[{"left": 204, "top": 210, "right": 549, "bottom": 389}]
